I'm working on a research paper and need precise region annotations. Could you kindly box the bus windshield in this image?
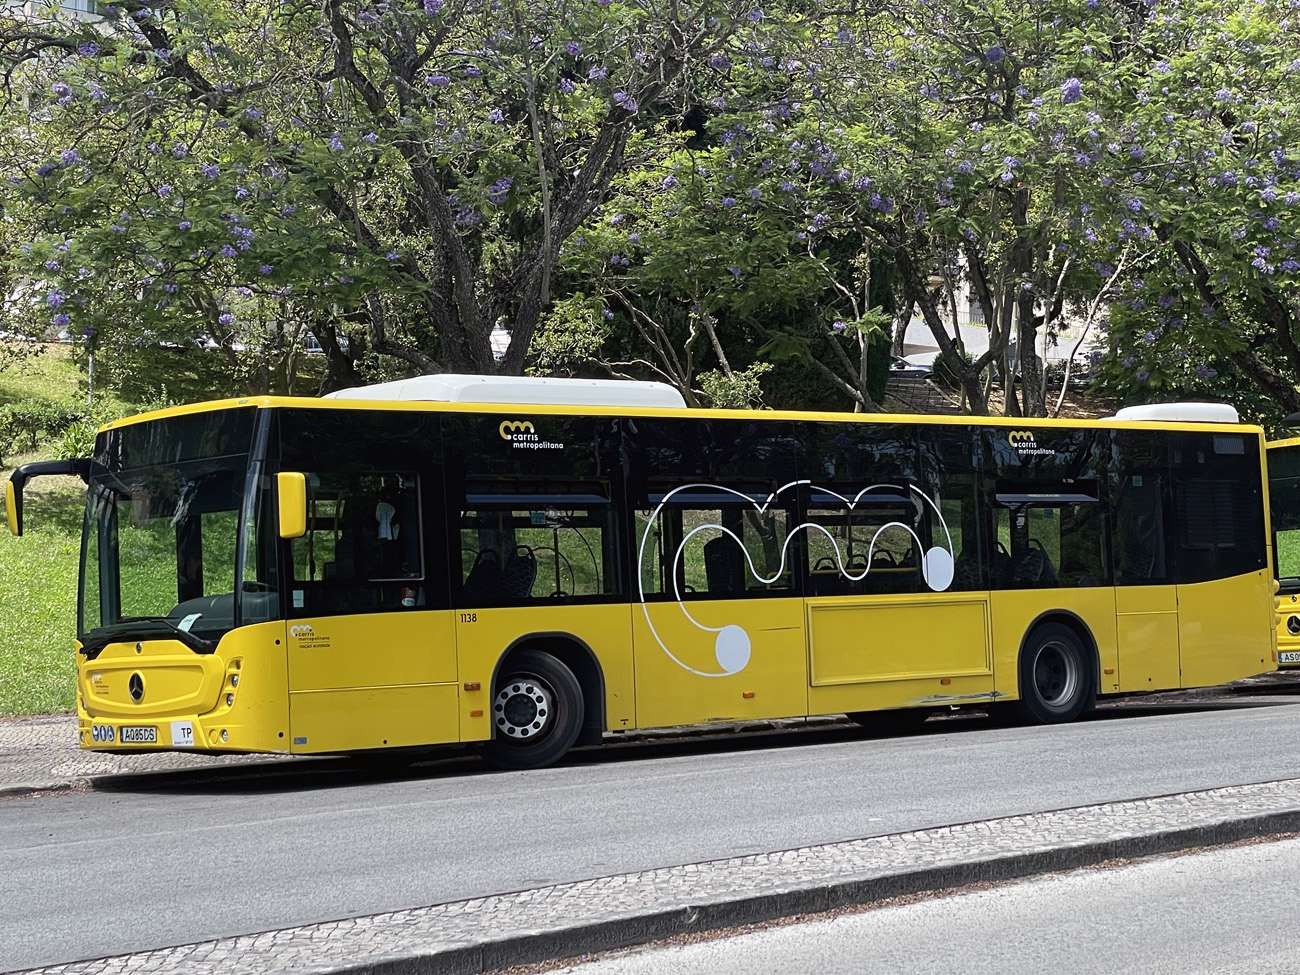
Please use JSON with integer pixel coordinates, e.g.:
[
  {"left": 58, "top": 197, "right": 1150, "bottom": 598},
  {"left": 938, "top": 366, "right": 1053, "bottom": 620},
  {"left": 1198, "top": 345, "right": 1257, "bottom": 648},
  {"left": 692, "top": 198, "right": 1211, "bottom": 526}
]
[{"left": 78, "top": 409, "right": 272, "bottom": 652}]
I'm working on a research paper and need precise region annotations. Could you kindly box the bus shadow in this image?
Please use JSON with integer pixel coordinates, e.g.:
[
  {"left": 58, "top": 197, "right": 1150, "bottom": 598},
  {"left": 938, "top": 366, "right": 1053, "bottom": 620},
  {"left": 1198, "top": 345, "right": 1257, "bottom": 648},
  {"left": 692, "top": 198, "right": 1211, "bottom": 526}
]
[{"left": 84, "top": 694, "right": 1295, "bottom": 798}]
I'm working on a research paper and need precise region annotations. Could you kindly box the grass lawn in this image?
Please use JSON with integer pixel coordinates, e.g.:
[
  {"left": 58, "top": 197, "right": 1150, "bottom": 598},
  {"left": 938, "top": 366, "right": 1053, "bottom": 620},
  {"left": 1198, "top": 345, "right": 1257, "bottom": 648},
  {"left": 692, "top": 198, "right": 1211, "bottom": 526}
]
[{"left": 0, "top": 462, "right": 82, "bottom": 715}]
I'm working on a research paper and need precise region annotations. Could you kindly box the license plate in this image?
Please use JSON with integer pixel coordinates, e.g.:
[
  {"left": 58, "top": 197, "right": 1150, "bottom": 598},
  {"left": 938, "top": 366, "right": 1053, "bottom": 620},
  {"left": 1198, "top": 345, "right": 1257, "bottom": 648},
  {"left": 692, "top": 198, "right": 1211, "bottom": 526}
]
[
  {"left": 1279, "top": 652, "right": 1300, "bottom": 664},
  {"left": 120, "top": 726, "right": 158, "bottom": 744}
]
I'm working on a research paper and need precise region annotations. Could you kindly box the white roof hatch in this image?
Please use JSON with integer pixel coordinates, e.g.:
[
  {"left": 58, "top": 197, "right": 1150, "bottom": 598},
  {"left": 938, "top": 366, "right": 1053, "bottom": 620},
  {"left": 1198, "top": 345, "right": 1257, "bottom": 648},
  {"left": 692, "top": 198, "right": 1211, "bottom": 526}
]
[
  {"left": 323, "top": 374, "right": 687, "bottom": 409},
  {"left": 1110, "top": 403, "right": 1240, "bottom": 424}
]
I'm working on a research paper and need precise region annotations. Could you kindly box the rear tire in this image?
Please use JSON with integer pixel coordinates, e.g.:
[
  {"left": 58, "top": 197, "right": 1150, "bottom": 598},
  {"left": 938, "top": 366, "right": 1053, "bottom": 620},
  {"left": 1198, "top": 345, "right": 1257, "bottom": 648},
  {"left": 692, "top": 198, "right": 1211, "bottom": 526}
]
[
  {"left": 1014, "top": 622, "right": 1095, "bottom": 724},
  {"left": 482, "top": 649, "right": 584, "bottom": 770}
]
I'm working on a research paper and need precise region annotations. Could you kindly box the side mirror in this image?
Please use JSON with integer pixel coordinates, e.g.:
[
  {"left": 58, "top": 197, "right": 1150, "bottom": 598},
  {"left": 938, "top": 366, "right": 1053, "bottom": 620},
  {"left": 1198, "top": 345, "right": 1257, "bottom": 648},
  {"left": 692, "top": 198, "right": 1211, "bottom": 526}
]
[
  {"left": 5, "top": 480, "right": 18, "bottom": 537},
  {"left": 277, "top": 472, "right": 307, "bottom": 539},
  {"left": 7, "top": 458, "right": 91, "bottom": 536}
]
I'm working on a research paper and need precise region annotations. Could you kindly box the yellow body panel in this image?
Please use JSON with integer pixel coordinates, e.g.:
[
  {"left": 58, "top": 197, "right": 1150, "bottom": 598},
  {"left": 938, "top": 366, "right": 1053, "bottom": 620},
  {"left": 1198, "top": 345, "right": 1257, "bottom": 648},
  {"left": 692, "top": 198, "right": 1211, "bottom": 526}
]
[
  {"left": 988, "top": 588, "right": 1119, "bottom": 702},
  {"left": 804, "top": 594, "right": 994, "bottom": 714},
  {"left": 76, "top": 622, "right": 290, "bottom": 753},
  {"left": 1114, "top": 586, "right": 1180, "bottom": 692},
  {"left": 455, "top": 603, "right": 636, "bottom": 739},
  {"left": 1277, "top": 593, "right": 1300, "bottom": 667},
  {"left": 632, "top": 597, "right": 806, "bottom": 728},
  {"left": 289, "top": 684, "right": 459, "bottom": 752},
  {"left": 1178, "top": 570, "right": 1275, "bottom": 688},
  {"left": 286, "top": 611, "right": 456, "bottom": 690}
]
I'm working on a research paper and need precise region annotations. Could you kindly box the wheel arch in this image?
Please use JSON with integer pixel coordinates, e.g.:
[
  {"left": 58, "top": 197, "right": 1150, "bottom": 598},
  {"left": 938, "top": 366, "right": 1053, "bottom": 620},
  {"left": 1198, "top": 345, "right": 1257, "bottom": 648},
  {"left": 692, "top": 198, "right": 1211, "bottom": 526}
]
[
  {"left": 492, "top": 632, "right": 607, "bottom": 747},
  {"left": 1017, "top": 609, "right": 1101, "bottom": 699}
]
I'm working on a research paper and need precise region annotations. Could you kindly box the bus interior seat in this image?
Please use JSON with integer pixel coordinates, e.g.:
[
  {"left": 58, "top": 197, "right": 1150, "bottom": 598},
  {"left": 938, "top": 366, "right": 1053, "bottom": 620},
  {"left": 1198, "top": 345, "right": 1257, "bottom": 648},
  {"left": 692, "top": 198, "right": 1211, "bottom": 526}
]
[
  {"left": 501, "top": 545, "right": 538, "bottom": 599},
  {"left": 463, "top": 549, "right": 501, "bottom": 602},
  {"left": 1012, "top": 543, "right": 1058, "bottom": 585},
  {"left": 703, "top": 536, "right": 746, "bottom": 594}
]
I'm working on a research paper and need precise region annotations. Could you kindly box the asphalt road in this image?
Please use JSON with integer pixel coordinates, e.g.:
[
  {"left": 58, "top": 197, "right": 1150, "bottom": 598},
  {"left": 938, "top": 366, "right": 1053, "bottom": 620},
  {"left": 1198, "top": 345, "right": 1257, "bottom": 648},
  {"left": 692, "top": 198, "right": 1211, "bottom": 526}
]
[
  {"left": 542, "top": 835, "right": 1300, "bottom": 974},
  {"left": 5, "top": 700, "right": 1300, "bottom": 971}
]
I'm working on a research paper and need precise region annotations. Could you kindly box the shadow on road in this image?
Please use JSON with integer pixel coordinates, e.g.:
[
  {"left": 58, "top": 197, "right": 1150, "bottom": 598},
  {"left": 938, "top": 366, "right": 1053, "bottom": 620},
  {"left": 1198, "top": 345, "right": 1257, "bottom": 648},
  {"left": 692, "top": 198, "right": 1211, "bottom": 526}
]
[{"left": 86, "top": 675, "right": 1300, "bottom": 799}]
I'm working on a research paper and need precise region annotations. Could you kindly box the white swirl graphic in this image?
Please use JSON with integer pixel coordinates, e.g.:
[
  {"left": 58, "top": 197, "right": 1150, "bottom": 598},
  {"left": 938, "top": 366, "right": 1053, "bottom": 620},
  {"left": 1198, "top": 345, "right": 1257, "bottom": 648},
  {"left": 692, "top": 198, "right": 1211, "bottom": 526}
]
[{"left": 638, "top": 480, "right": 954, "bottom": 676}]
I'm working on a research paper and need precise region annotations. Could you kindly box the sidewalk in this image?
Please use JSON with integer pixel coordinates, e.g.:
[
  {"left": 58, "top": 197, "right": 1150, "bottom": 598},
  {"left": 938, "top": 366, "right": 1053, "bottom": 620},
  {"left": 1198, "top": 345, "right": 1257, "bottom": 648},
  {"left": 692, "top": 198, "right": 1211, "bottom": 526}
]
[
  {"left": 15, "top": 778, "right": 1300, "bottom": 975},
  {"left": 0, "top": 713, "right": 297, "bottom": 798}
]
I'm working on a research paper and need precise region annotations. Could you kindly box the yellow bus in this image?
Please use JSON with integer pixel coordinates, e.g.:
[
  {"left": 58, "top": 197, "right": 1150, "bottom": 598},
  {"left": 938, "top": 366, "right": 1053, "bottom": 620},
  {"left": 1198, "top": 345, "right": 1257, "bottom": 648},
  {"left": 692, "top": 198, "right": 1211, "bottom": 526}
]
[
  {"left": 6, "top": 378, "right": 1278, "bottom": 769},
  {"left": 1267, "top": 436, "right": 1300, "bottom": 668}
]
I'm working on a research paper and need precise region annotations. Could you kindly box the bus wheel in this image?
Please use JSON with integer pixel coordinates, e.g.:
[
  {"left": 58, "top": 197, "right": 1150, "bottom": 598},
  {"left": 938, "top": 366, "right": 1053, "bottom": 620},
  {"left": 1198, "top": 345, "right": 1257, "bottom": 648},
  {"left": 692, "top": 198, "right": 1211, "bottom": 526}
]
[
  {"left": 483, "top": 649, "right": 584, "bottom": 770},
  {"left": 1015, "top": 623, "right": 1095, "bottom": 724}
]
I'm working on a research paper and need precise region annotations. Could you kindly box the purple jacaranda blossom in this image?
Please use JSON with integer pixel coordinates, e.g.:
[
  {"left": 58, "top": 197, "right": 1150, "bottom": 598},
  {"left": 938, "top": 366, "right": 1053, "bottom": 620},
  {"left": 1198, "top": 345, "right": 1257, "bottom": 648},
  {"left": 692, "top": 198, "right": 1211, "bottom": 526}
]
[
  {"left": 602, "top": 308, "right": 615, "bottom": 320},
  {"left": 488, "top": 177, "right": 512, "bottom": 204},
  {"left": 609, "top": 214, "right": 624, "bottom": 224},
  {"left": 329, "top": 132, "right": 344, "bottom": 150},
  {"left": 178, "top": 221, "right": 192, "bottom": 231},
  {"left": 748, "top": 9, "right": 763, "bottom": 20},
  {"left": 662, "top": 175, "right": 679, "bottom": 190},
  {"left": 46, "top": 291, "right": 65, "bottom": 308},
  {"left": 748, "top": 188, "right": 762, "bottom": 200},
  {"left": 559, "top": 78, "right": 577, "bottom": 94},
  {"left": 52, "top": 82, "right": 73, "bottom": 105},
  {"left": 566, "top": 41, "right": 582, "bottom": 56},
  {"left": 162, "top": 283, "right": 179, "bottom": 294},
  {"left": 588, "top": 65, "right": 607, "bottom": 80},
  {"left": 466, "top": 66, "right": 481, "bottom": 78},
  {"left": 78, "top": 42, "right": 99, "bottom": 56},
  {"left": 488, "top": 108, "right": 504, "bottom": 123},
  {"left": 985, "top": 46, "right": 1005, "bottom": 62},
  {"left": 202, "top": 164, "right": 219, "bottom": 179},
  {"left": 172, "top": 143, "right": 189, "bottom": 158},
  {"left": 832, "top": 321, "right": 846, "bottom": 332},
  {"left": 424, "top": 0, "right": 442, "bottom": 12},
  {"left": 220, "top": 244, "right": 238, "bottom": 258},
  {"left": 44, "top": 259, "right": 60, "bottom": 271},
  {"left": 219, "top": 312, "right": 235, "bottom": 326},
  {"left": 81, "top": 326, "right": 95, "bottom": 338},
  {"left": 279, "top": 205, "right": 297, "bottom": 217},
  {"left": 613, "top": 91, "right": 637, "bottom": 112},
  {"left": 729, "top": 266, "right": 742, "bottom": 277},
  {"left": 362, "top": 132, "right": 378, "bottom": 144},
  {"left": 721, "top": 196, "right": 737, "bottom": 208},
  {"left": 427, "top": 74, "right": 451, "bottom": 87},
  {"left": 53, "top": 313, "right": 71, "bottom": 327},
  {"left": 259, "top": 265, "right": 273, "bottom": 275},
  {"left": 60, "top": 149, "right": 81, "bottom": 166},
  {"left": 245, "top": 107, "right": 262, "bottom": 120},
  {"left": 1196, "top": 364, "right": 1217, "bottom": 380},
  {"left": 1060, "top": 78, "right": 1082, "bottom": 104},
  {"left": 35, "top": 163, "right": 55, "bottom": 178},
  {"left": 708, "top": 53, "right": 732, "bottom": 70}
]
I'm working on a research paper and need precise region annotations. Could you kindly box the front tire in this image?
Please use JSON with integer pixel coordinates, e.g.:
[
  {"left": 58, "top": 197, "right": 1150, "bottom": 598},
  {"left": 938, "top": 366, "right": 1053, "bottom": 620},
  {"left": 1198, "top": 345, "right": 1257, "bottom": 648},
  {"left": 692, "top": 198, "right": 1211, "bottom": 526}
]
[
  {"left": 1014, "top": 622, "right": 1095, "bottom": 724},
  {"left": 482, "top": 649, "right": 584, "bottom": 770}
]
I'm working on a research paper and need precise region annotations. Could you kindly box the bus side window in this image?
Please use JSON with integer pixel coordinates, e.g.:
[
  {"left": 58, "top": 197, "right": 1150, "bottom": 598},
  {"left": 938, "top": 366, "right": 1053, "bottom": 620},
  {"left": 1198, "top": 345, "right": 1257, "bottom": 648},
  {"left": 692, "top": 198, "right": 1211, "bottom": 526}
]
[
  {"left": 636, "top": 499, "right": 791, "bottom": 599},
  {"left": 291, "top": 472, "right": 424, "bottom": 614}
]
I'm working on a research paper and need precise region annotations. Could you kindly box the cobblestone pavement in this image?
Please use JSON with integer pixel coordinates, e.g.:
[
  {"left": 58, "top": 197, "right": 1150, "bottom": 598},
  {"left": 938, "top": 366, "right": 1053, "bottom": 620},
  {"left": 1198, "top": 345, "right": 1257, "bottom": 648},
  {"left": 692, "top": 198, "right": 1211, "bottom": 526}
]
[
  {"left": 16, "top": 778, "right": 1300, "bottom": 975},
  {"left": 0, "top": 714, "right": 296, "bottom": 798}
]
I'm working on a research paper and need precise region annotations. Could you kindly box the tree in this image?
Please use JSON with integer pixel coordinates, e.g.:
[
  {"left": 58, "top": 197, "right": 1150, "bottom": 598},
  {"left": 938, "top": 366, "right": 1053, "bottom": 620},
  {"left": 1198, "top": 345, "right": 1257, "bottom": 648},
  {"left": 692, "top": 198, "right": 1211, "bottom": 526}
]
[{"left": 0, "top": 0, "right": 767, "bottom": 392}]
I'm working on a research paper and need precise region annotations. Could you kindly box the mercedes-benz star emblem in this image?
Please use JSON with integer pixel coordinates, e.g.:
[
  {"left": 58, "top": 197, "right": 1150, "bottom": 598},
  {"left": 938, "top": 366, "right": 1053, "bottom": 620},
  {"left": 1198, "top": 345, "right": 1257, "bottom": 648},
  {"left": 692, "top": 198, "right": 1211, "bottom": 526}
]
[{"left": 128, "top": 673, "right": 144, "bottom": 703}]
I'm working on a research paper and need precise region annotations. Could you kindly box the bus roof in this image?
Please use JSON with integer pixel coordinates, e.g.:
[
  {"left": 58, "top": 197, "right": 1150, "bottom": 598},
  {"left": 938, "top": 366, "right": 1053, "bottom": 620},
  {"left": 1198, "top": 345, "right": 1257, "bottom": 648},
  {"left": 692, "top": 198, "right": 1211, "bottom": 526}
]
[
  {"left": 321, "top": 374, "right": 687, "bottom": 409},
  {"left": 98, "top": 392, "right": 1265, "bottom": 438}
]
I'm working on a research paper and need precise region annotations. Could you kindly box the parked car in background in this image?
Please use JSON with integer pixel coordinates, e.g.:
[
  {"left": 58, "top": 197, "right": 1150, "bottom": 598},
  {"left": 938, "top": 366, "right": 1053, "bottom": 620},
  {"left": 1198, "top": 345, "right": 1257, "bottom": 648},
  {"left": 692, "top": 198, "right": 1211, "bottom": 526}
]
[{"left": 889, "top": 354, "right": 934, "bottom": 379}]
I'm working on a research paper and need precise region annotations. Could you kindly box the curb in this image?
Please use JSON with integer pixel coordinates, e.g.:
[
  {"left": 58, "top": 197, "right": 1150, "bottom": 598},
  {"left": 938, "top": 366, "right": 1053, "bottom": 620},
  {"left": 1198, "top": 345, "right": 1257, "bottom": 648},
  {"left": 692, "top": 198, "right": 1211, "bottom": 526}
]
[
  {"left": 0, "top": 779, "right": 84, "bottom": 799},
  {"left": 314, "top": 808, "right": 1300, "bottom": 975}
]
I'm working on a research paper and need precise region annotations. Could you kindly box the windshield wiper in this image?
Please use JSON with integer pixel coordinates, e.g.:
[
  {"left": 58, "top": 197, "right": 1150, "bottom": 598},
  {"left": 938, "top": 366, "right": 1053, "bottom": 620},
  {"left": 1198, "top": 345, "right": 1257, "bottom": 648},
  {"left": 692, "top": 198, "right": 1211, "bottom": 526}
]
[{"left": 80, "top": 619, "right": 216, "bottom": 658}]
